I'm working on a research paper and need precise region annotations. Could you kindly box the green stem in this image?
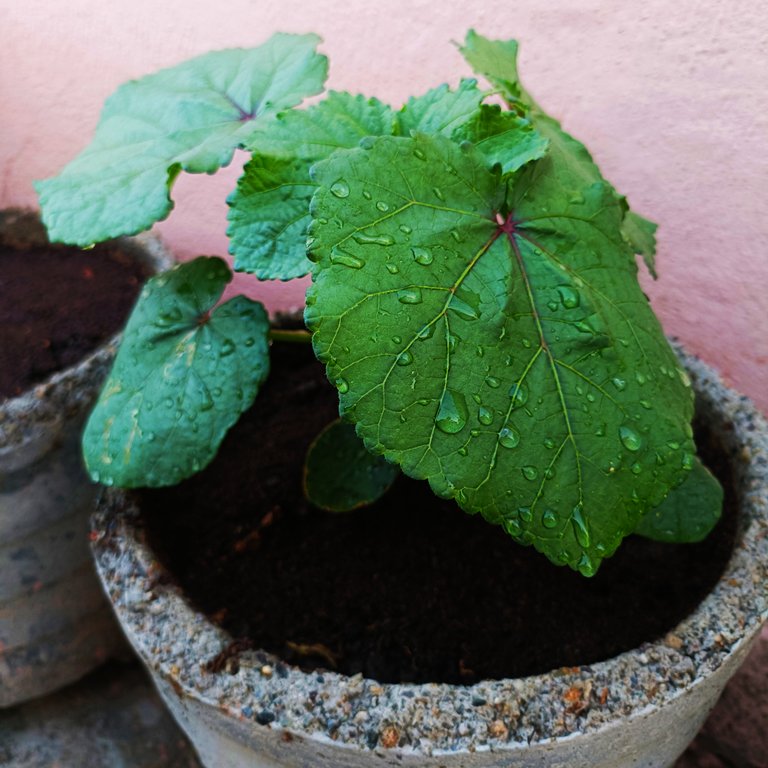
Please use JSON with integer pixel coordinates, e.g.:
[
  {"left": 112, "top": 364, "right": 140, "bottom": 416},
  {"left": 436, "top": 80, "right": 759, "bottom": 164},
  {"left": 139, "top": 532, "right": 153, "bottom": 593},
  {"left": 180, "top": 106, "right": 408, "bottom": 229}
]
[{"left": 269, "top": 329, "right": 312, "bottom": 344}]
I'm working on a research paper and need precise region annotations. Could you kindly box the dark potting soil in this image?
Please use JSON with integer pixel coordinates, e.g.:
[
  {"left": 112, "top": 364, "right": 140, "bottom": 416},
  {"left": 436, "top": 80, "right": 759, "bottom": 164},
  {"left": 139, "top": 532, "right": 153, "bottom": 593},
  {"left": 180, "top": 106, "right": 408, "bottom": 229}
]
[
  {"left": 0, "top": 240, "right": 150, "bottom": 399},
  {"left": 141, "top": 342, "right": 738, "bottom": 686}
]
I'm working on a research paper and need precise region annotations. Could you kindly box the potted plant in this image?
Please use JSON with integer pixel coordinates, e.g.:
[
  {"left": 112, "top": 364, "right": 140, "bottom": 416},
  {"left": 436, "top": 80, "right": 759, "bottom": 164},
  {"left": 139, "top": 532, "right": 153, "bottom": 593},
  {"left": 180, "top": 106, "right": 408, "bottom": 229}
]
[
  {"left": 0, "top": 210, "right": 173, "bottom": 707},
  {"left": 37, "top": 31, "right": 767, "bottom": 766}
]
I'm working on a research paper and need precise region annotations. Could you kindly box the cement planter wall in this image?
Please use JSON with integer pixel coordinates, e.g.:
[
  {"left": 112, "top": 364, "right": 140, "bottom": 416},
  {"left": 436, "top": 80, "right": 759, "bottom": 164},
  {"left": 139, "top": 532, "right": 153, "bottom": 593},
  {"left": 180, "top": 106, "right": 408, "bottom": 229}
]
[
  {"left": 0, "top": 210, "right": 174, "bottom": 707},
  {"left": 90, "top": 350, "right": 768, "bottom": 768}
]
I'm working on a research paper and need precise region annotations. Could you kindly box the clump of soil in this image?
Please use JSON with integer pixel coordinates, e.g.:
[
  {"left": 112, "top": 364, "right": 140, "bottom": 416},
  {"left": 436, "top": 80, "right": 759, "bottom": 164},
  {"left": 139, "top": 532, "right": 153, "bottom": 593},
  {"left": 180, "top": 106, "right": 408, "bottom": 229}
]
[
  {"left": 142, "top": 342, "right": 737, "bottom": 685},
  {"left": 0, "top": 236, "right": 150, "bottom": 399}
]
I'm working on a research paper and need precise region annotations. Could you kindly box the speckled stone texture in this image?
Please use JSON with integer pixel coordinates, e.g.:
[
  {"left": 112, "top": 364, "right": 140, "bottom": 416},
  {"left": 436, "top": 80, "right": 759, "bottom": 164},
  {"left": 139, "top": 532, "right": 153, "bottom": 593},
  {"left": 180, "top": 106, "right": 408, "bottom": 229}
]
[
  {"left": 0, "top": 209, "right": 175, "bottom": 707},
  {"left": 90, "top": 349, "right": 768, "bottom": 768},
  {"left": 0, "top": 661, "right": 202, "bottom": 767}
]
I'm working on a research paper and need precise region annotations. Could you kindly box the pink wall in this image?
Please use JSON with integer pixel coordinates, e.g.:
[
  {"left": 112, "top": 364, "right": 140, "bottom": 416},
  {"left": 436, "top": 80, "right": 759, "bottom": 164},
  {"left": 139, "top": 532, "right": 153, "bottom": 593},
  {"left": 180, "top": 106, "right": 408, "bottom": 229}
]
[{"left": 1, "top": 0, "right": 766, "bottom": 414}]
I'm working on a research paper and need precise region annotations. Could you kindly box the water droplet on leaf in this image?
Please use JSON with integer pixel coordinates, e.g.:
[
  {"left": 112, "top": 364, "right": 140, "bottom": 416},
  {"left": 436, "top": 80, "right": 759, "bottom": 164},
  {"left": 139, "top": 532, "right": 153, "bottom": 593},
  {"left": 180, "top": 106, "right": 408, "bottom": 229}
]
[
  {"left": 330, "top": 180, "right": 350, "bottom": 198},
  {"left": 398, "top": 288, "right": 423, "bottom": 305},
  {"left": 619, "top": 425, "right": 642, "bottom": 452}
]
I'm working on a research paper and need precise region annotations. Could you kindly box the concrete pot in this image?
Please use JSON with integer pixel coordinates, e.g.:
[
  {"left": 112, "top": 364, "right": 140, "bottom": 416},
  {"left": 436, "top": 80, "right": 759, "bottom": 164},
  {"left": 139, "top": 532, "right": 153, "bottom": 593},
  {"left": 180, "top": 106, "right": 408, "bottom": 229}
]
[
  {"left": 90, "top": 350, "right": 768, "bottom": 768},
  {"left": 0, "top": 209, "right": 174, "bottom": 707}
]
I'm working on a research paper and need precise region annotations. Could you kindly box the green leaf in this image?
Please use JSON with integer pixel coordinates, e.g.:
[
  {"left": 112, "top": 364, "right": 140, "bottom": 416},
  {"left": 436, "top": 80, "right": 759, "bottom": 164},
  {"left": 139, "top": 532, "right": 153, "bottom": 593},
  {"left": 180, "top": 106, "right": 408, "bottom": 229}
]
[
  {"left": 452, "top": 105, "right": 549, "bottom": 175},
  {"left": 634, "top": 457, "right": 723, "bottom": 542},
  {"left": 83, "top": 257, "right": 270, "bottom": 487},
  {"left": 228, "top": 92, "right": 396, "bottom": 279},
  {"left": 307, "top": 133, "right": 696, "bottom": 576},
  {"left": 247, "top": 91, "right": 397, "bottom": 158},
  {"left": 397, "top": 79, "right": 485, "bottom": 137},
  {"left": 304, "top": 419, "right": 399, "bottom": 512},
  {"left": 459, "top": 31, "right": 526, "bottom": 107},
  {"left": 397, "top": 81, "right": 547, "bottom": 175},
  {"left": 459, "top": 31, "right": 658, "bottom": 274},
  {"left": 36, "top": 34, "right": 327, "bottom": 246},
  {"left": 227, "top": 155, "right": 316, "bottom": 279},
  {"left": 621, "top": 209, "right": 658, "bottom": 278}
]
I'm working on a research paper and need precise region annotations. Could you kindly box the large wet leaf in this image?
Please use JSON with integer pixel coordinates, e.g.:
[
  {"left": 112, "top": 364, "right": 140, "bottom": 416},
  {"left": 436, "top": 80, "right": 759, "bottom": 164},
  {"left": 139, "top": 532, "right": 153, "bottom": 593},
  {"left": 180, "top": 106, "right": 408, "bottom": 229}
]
[
  {"left": 307, "top": 133, "right": 697, "bottom": 575},
  {"left": 83, "top": 257, "right": 270, "bottom": 487},
  {"left": 228, "top": 92, "right": 395, "bottom": 279},
  {"left": 37, "top": 34, "right": 327, "bottom": 246}
]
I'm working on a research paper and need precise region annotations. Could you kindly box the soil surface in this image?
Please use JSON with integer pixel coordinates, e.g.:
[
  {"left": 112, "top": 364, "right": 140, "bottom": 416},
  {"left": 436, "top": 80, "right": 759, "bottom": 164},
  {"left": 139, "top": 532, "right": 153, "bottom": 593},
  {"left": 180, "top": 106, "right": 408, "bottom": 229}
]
[
  {"left": 0, "top": 241, "right": 150, "bottom": 399},
  {"left": 142, "top": 343, "right": 737, "bottom": 686}
]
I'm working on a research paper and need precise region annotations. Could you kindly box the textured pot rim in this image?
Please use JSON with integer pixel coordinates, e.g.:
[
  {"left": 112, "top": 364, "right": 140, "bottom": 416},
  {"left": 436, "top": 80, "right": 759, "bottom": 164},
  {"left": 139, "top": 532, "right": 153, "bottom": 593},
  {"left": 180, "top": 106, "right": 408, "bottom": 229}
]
[
  {"left": 0, "top": 209, "right": 175, "bottom": 450},
  {"left": 91, "top": 347, "right": 768, "bottom": 756}
]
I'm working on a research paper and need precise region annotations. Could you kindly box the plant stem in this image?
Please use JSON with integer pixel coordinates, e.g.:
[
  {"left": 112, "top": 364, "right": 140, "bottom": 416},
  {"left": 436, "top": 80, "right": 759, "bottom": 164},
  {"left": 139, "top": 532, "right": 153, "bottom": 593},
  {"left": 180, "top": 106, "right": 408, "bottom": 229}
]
[{"left": 269, "top": 329, "right": 312, "bottom": 344}]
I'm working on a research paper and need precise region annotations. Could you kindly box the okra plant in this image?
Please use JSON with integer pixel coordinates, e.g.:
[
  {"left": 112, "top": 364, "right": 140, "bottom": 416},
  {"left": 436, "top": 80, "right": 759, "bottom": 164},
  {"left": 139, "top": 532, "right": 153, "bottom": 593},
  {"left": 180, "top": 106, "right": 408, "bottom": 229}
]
[{"left": 37, "top": 31, "right": 722, "bottom": 576}]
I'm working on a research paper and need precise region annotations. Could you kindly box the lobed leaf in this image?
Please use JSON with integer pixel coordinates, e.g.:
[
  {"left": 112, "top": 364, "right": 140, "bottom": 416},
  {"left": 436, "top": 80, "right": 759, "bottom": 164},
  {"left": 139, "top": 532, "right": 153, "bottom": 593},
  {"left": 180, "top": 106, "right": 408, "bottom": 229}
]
[
  {"left": 459, "top": 30, "right": 657, "bottom": 272},
  {"left": 307, "top": 132, "right": 697, "bottom": 575},
  {"left": 36, "top": 34, "right": 327, "bottom": 246},
  {"left": 228, "top": 92, "right": 396, "bottom": 279},
  {"left": 83, "top": 257, "right": 270, "bottom": 487},
  {"left": 304, "top": 419, "right": 400, "bottom": 512},
  {"left": 397, "top": 79, "right": 486, "bottom": 137}
]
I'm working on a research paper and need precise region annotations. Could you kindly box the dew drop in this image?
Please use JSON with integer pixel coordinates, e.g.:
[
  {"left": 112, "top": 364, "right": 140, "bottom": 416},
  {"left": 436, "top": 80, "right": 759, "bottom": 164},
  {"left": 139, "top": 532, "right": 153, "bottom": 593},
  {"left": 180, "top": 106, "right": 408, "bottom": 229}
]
[
  {"left": 619, "top": 425, "right": 642, "bottom": 452},
  {"left": 544, "top": 437, "right": 556, "bottom": 449},
  {"left": 417, "top": 324, "right": 435, "bottom": 340},
  {"left": 522, "top": 466, "right": 538, "bottom": 481},
  {"left": 335, "top": 378, "right": 349, "bottom": 394},
  {"left": 503, "top": 518, "right": 522, "bottom": 537},
  {"left": 636, "top": 372, "right": 647, "bottom": 385},
  {"left": 595, "top": 422, "right": 606, "bottom": 437},
  {"left": 547, "top": 300, "right": 559, "bottom": 312},
  {"left": 518, "top": 506, "right": 533, "bottom": 522},
  {"left": 569, "top": 192, "right": 585, "bottom": 205},
  {"left": 682, "top": 452, "right": 695, "bottom": 470},
  {"left": 435, "top": 389, "right": 468, "bottom": 434},
  {"left": 571, "top": 505, "right": 591, "bottom": 548},
  {"left": 458, "top": 446, "right": 468, "bottom": 457},
  {"left": 376, "top": 201, "right": 390, "bottom": 212},
  {"left": 485, "top": 376, "right": 500, "bottom": 388},
  {"left": 450, "top": 229, "right": 461, "bottom": 242},
  {"left": 386, "top": 263, "right": 400, "bottom": 275},
  {"left": 412, "top": 246, "right": 433, "bottom": 265},
  {"left": 575, "top": 320, "right": 597, "bottom": 335},
  {"left": 330, "top": 247, "right": 365, "bottom": 269},
  {"left": 640, "top": 399, "right": 652, "bottom": 410},
  {"left": 158, "top": 306, "right": 183, "bottom": 325},
  {"left": 362, "top": 190, "right": 372, "bottom": 200},
  {"left": 353, "top": 233, "right": 395, "bottom": 246},
  {"left": 557, "top": 286, "right": 580, "bottom": 309},
  {"left": 631, "top": 462, "right": 643, "bottom": 475},
  {"left": 330, "top": 180, "right": 350, "bottom": 198},
  {"left": 392, "top": 335, "right": 402, "bottom": 344},
  {"left": 611, "top": 377, "right": 627, "bottom": 391},
  {"left": 399, "top": 224, "right": 412, "bottom": 234},
  {"left": 398, "top": 288, "right": 423, "bottom": 305},
  {"left": 478, "top": 406, "right": 494, "bottom": 426},
  {"left": 499, "top": 426, "right": 520, "bottom": 449},
  {"left": 396, "top": 350, "right": 413, "bottom": 366},
  {"left": 577, "top": 554, "right": 596, "bottom": 577},
  {"left": 413, "top": 148, "right": 426, "bottom": 160},
  {"left": 508, "top": 382, "right": 529, "bottom": 409},
  {"left": 432, "top": 187, "right": 445, "bottom": 201},
  {"left": 542, "top": 509, "right": 558, "bottom": 529}
]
